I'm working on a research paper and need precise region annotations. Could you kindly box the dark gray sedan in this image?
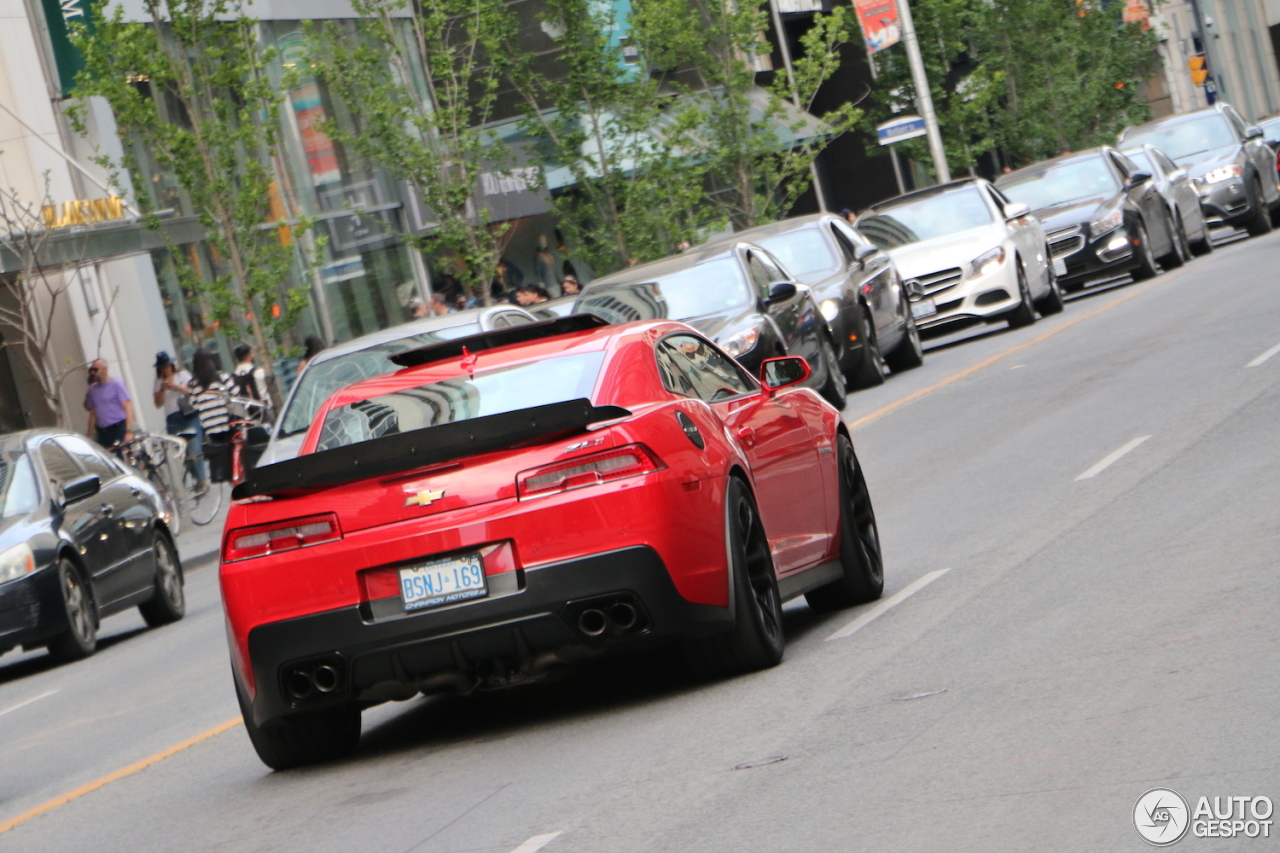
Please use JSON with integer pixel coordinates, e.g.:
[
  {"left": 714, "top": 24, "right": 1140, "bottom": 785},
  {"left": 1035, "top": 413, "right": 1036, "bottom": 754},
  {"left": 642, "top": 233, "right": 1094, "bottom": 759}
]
[
  {"left": 0, "top": 430, "right": 185, "bottom": 663},
  {"left": 1120, "top": 143, "right": 1213, "bottom": 256},
  {"left": 701, "top": 214, "right": 923, "bottom": 389}
]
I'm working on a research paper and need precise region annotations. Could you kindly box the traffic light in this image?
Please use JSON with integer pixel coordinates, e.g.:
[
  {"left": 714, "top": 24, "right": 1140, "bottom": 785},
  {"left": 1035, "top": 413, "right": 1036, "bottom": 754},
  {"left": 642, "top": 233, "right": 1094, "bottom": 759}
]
[{"left": 1189, "top": 55, "right": 1208, "bottom": 86}]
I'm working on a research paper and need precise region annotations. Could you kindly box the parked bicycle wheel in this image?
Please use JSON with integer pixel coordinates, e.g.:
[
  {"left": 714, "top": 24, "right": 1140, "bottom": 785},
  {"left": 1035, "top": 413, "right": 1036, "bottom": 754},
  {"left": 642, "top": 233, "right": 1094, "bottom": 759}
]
[{"left": 182, "top": 460, "right": 223, "bottom": 526}]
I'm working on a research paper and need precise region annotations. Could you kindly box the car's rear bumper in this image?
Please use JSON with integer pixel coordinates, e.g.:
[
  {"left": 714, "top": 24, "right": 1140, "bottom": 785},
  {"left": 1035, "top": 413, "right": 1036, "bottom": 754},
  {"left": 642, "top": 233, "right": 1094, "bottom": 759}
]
[{"left": 241, "top": 545, "right": 731, "bottom": 726}]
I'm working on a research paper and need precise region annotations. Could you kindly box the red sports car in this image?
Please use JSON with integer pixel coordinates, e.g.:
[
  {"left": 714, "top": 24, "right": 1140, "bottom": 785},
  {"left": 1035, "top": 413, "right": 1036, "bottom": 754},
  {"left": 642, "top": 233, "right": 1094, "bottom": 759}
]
[{"left": 220, "top": 316, "right": 883, "bottom": 769}]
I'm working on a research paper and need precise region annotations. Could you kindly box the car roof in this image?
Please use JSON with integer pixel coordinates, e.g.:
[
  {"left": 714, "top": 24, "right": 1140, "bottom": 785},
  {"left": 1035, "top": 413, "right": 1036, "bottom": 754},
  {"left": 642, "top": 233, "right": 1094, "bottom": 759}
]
[
  {"left": 700, "top": 213, "right": 840, "bottom": 247},
  {"left": 587, "top": 244, "right": 740, "bottom": 289},
  {"left": 867, "top": 177, "right": 988, "bottom": 211},
  {"left": 1120, "top": 106, "right": 1225, "bottom": 138},
  {"left": 317, "top": 319, "right": 674, "bottom": 411},
  {"left": 0, "top": 428, "right": 71, "bottom": 452},
  {"left": 306, "top": 306, "right": 534, "bottom": 366},
  {"left": 997, "top": 147, "right": 1113, "bottom": 185}
]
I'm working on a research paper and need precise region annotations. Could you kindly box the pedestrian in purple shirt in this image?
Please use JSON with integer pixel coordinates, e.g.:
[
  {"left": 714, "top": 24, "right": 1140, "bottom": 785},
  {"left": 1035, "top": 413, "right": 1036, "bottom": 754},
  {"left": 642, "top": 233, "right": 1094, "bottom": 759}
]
[{"left": 84, "top": 359, "right": 134, "bottom": 448}]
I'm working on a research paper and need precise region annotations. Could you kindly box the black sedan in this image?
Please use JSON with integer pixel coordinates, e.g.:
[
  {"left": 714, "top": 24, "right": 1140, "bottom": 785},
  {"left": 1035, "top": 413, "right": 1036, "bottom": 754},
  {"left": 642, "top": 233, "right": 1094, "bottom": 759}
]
[
  {"left": 577, "top": 242, "right": 848, "bottom": 408},
  {"left": 700, "top": 214, "right": 923, "bottom": 389},
  {"left": 997, "top": 147, "right": 1179, "bottom": 291},
  {"left": 1119, "top": 103, "right": 1280, "bottom": 237},
  {"left": 0, "top": 429, "right": 185, "bottom": 663}
]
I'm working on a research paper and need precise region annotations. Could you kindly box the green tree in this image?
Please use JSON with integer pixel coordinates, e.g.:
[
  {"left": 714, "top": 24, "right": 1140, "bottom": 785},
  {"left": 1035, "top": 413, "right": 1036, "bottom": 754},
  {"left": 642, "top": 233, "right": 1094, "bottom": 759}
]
[
  {"left": 309, "top": 0, "right": 517, "bottom": 304},
  {"left": 70, "top": 0, "right": 309, "bottom": 398}
]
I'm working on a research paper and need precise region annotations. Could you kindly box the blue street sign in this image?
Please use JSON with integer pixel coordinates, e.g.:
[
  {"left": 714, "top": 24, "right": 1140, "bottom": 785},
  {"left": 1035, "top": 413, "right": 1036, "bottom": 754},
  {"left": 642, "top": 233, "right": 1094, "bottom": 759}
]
[{"left": 877, "top": 116, "right": 927, "bottom": 146}]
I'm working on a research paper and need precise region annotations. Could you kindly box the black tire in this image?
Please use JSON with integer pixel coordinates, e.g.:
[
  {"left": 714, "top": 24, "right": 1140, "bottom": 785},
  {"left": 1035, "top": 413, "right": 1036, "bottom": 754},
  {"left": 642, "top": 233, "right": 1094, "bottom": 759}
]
[
  {"left": 236, "top": 676, "right": 361, "bottom": 770},
  {"left": 1129, "top": 222, "right": 1159, "bottom": 281},
  {"left": 1159, "top": 212, "right": 1189, "bottom": 269},
  {"left": 884, "top": 309, "right": 924, "bottom": 371},
  {"left": 48, "top": 559, "right": 96, "bottom": 662},
  {"left": 1006, "top": 264, "right": 1036, "bottom": 328},
  {"left": 806, "top": 436, "right": 884, "bottom": 612},
  {"left": 684, "top": 478, "right": 784, "bottom": 677},
  {"left": 1033, "top": 265, "right": 1065, "bottom": 316},
  {"left": 138, "top": 532, "right": 185, "bottom": 627},
  {"left": 817, "top": 334, "right": 847, "bottom": 410},
  {"left": 1246, "top": 177, "right": 1273, "bottom": 236},
  {"left": 1191, "top": 222, "right": 1214, "bottom": 256},
  {"left": 847, "top": 307, "right": 886, "bottom": 389}
]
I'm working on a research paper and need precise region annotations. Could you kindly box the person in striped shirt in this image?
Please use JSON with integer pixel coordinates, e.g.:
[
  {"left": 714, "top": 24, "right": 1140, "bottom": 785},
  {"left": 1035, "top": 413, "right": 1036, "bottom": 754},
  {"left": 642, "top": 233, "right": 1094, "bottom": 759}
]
[{"left": 191, "top": 348, "right": 234, "bottom": 482}]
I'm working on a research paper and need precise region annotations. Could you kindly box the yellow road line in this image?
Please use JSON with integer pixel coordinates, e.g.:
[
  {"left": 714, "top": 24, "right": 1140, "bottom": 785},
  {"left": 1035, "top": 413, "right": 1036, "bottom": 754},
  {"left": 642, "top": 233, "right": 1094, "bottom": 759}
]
[
  {"left": 848, "top": 268, "right": 1190, "bottom": 431},
  {"left": 0, "top": 716, "right": 242, "bottom": 836}
]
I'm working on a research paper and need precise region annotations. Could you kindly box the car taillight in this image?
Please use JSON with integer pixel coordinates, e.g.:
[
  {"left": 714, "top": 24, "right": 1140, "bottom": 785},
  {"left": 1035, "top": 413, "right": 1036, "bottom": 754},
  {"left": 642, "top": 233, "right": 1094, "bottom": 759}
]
[
  {"left": 222, "top": 513, "right": 342, "bottom": 562},
  {"left": 518, "top": 444, "right": 664, "bottom": 498}
]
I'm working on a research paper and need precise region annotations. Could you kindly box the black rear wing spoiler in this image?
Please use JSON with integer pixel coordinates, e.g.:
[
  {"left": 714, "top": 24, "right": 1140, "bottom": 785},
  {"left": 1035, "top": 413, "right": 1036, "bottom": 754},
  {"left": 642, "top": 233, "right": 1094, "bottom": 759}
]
[
  {"left": 389, "top": 314, "right": 610, "bottom": 368},
  {"left": 232, "top": 398, "right": 631, "bottom": 499}
]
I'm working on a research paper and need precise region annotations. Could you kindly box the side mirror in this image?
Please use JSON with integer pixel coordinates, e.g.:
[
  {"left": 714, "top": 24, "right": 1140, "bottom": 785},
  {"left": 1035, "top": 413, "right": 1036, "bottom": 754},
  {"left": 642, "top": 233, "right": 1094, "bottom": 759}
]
[
  {"left": 759, "top": 356, "right": 811, "bottom": 392},
  {"left": 764, "top": 281, "right": 797, "bottom": 303},
  {"left": 1126, "top": 170, "right": 1153, "bottom": 187},
  {"left": 1002, "top": 202, "right": 1031, "bottom": 220},
  {"left": 1169, "top": 167, "right": 1189, "bottom": 183},
  {"left": 853, "top": 243, "right": 877, "bottom": 268},
  {"left": 1246, "top": 125, "right": 1264, "bottom": 140},
  {"left": 61, "top": 474, "right": 100, "bottom": 505}
]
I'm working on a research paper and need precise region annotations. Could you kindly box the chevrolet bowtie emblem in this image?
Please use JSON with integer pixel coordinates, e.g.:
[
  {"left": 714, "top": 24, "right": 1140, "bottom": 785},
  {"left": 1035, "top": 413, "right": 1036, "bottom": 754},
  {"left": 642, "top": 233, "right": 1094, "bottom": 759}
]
[{"left": 405, "top": 489, "right": 445, "bottom": 508}]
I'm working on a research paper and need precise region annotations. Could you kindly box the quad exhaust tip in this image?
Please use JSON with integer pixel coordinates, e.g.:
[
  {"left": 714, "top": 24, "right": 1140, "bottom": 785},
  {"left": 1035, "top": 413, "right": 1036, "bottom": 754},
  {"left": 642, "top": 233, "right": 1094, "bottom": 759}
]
[
  {"left": 578, "top": 609, "right": 607, "bottom": 637},
  {"left": 313, "top": 664, "right": 340, "bottom": 693},
  {"left": 608, "top": 602, "right": 637, "bottom": 631}
]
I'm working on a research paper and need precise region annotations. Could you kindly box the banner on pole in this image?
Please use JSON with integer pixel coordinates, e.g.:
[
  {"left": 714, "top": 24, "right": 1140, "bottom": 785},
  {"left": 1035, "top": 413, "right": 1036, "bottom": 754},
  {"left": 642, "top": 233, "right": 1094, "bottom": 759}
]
[{"left": 853, "top": 0, "right": 900, "bottom": 54}]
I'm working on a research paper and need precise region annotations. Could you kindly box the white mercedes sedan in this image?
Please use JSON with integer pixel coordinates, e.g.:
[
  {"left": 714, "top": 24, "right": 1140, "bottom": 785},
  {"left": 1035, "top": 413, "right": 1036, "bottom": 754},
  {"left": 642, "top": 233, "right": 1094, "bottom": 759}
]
[{"left": 856, "top": 178, "right": 1064, "bottom": 335}]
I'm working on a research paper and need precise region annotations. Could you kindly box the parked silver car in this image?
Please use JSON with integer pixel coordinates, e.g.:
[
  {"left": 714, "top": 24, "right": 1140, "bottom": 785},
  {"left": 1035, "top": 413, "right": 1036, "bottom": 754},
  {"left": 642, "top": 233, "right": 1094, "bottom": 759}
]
[
  {"left": 257, "top": 306, "right": 539, "bottom": 465},
  {"left": 1120, "top": 143, "right": 1213, "bottom": 257},
  {"left": 856, "top": 179, "right": 1063, "bottom": 336}
]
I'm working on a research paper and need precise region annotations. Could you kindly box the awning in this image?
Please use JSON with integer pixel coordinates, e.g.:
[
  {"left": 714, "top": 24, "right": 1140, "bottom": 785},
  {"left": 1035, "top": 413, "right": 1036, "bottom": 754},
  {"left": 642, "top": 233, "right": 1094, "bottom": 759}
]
[{"left": 0, "top": 213, "right": 205, "bottom": 274}]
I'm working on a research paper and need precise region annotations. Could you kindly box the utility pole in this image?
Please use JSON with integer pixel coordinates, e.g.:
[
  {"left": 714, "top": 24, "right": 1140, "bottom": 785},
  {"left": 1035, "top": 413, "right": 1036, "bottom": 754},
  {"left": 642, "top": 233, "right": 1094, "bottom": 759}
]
[
  {"left": 767, "top": 0, "right": 830, "bottom": 210},
  {"left": 895, "top": 0, "right": 951, "bottom": 183}
]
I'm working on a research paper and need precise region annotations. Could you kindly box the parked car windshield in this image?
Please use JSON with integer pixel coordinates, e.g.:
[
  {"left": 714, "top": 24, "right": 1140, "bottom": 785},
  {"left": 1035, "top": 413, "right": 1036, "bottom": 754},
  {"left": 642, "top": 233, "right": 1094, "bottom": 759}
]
[
  {"left": 644, "top": 259, "right": 753, "bottom": 318},
  {"left": 1120, "top": 115, "right": 1236, "bottom": 159},
  {"left": 856, "top": 185, "right": 994, "bottom": 250},
  {"left": 315, "top": 352, "right": 606, "bottom": 451},
  {"left": 752, "top": 229, "right": 840, "bottom": 281},
  {"left": 0, "top": 450, "right": 39, "bottom": 518},
  {"left": 280, "top": 324, "right": 484, "bottom": 437},
  {"left": 1000, "top": 157, "right": 1119, "bottom": 209},
  {"left": 1122, "top": 149, "right": 1156, "bottom": 177}
]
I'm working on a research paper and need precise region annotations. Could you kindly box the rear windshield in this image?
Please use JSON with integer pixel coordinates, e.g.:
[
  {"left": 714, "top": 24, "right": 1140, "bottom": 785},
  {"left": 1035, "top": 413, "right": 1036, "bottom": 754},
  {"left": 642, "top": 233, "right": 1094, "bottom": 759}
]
[
  {"left": 315, "top": 352, "right": 606, "bottom": 452},
  {"left": 280, "top": 323, "right": 483, "bottom": 437},
  {"left": 648, "top": 259, "right": 753, "bottom": 319},
  {"left": 1119, "top": 115, "right": 1236, "bottom": 159},
  {"left": 1000, "top": 157, "right": 1119, "bottom": 209}
]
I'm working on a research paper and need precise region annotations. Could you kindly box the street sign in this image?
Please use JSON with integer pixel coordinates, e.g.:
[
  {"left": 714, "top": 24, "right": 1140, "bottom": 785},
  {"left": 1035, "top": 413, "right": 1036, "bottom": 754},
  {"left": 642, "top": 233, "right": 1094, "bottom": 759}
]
[{"left": 876, "top": 116, "right": 927, "bottom": 146}]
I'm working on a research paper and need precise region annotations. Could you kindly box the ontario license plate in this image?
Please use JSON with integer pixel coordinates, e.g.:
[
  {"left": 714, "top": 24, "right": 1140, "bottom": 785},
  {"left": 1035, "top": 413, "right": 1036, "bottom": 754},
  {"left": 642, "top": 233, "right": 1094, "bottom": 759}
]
[
  {"left": 400, "top": 553, "right": 487, "bottom": 611},
  {"left": 1053, "top": 258, "right": 1067, "bottom": 277},
  {"left": 911, "top": 298, "right": 937, "bottom": 320}
]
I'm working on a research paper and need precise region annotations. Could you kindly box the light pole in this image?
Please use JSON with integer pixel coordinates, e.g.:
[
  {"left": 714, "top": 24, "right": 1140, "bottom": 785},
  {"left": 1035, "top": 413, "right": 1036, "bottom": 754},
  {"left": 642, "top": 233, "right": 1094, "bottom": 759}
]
[
  {"left": 895, "top": 0, "right": 951, "bottom": 183},
  {"left": 767, "top": 0, "right": 830, "bottom": 210}
]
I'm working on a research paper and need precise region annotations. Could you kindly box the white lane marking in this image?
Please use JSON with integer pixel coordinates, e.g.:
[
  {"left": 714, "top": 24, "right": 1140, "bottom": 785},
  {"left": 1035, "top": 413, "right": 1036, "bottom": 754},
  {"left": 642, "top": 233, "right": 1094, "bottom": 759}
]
[
  {"left": 1245, "top": 341, "right": 1280, "bottom": 368},
  {"left": 826, "top": 569, "right": 950, "bottom": 642},
  {"left": 0, "top": 689, "right": 59, "bottom": 719},
  {"left": 1074, "top": 435, "right": 1151, "bottom": 481},
  {"left": 511, "top": 832, "right": 563, "bottom": 853}
]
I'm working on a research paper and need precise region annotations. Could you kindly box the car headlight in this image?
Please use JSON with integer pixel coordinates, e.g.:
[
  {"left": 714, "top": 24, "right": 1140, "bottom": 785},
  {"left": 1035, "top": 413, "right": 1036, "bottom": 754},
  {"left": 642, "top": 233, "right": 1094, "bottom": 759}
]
[
  {"left": 720, "top": 325, "right": 762, "bottom": 358},
  {"left": 1088, "top": 209, "right": 1124, "bottom": 236},
  {"left": 0, "top": 543, "right": 36, "bottom": 585},
  {"left": 968, "top": 246, "right": 1006, "bottom": 278},
  {"left": 1201, "top": 164, "right": 1243, "bottom": 184},
  {"left": 818, "top": 299, "right": 841, "bottom": 322}
]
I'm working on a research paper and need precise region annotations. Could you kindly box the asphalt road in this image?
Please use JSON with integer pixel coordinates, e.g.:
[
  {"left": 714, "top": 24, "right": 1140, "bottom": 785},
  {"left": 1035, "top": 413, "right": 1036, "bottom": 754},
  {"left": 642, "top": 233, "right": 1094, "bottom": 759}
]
[{"left": 3, "top": 229, "right": 1279, "bottom": 852}]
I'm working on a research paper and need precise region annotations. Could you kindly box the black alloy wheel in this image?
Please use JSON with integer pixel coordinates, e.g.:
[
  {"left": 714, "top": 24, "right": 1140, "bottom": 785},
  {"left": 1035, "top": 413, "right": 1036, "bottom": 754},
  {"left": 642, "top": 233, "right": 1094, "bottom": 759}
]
[
  {"left": 139, "top": 532, "right": 186, "bottom": 627},
  {"left": 49, "top": 559, "right": 96, "bottom": 662},
  {"left": 1160, "top": 212, "right": 1189, "bottom": 269},
  {"left": 1246, "top": 177, "right": 1274, "bottom": 236},
  {"left": 884, "top": 308, "right": 924, "bottom": 371},
  {"left": 806, "top": 435, "right": 884, "bottom": 612},
  {"left": 1006, "top": 264, "right": 1036, "bottom": 328},
  {"left": 1034, "top": 263, "right": 1066, "bottom": 316},
  {"left": 847, "top": 307, "right": 887, "bottom": 389},
  {"left": 684, "top": 477, "right": 784, "bottom": 677},
  {"left": 1129, "top": 222, "right": 1160, "bottom": 281},
  {"left": 817, "top": 333, "right": 848, "bottom": 410},
  {"left": 236, "top": 675, "right": 361, "bottom": 771}
]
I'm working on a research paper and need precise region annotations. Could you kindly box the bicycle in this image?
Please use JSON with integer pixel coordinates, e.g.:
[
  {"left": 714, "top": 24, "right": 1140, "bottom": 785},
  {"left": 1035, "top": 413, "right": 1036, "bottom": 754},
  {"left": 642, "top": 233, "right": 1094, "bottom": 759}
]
[
  {"left": 185, "top": 395, "right": 270, "bottom": 524},
  {"left": 117, "top": 432, "right": 189, "bottom": 537}
]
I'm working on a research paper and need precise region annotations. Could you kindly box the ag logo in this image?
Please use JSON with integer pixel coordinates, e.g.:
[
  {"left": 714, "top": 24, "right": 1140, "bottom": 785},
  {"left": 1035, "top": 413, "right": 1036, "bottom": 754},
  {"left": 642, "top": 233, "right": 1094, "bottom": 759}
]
[{"left": 1135, "top": 788, "right": 1190, "bottom": 846}]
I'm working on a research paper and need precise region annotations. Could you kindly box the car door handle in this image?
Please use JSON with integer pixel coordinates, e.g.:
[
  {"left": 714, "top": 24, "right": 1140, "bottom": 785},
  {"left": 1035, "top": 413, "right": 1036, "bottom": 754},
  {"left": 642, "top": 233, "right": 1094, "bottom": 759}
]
[
  {"left": 100, "top": 505, "right": 113, "bottom": 517},
  {"left": 735, "top": 427, "right": 756, "bottom": 448},
  {"left": 130, "top": 487, "right": 142, "bottom": 497}
]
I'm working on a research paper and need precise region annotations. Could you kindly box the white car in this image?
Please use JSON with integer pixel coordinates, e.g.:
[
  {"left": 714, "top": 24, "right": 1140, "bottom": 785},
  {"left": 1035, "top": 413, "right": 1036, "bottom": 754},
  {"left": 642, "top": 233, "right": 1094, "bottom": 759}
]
[{"left": 856, "top": 178, "right": 1064, "bottom": 334}]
